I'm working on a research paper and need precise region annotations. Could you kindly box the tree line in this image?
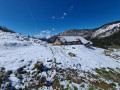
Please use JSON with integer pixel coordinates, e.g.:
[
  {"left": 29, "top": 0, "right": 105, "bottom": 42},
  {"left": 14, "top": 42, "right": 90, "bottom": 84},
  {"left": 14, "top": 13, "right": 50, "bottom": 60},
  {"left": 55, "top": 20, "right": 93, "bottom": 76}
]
[{"left": 91, "top": 31, "right": 120, "bottom": 49}]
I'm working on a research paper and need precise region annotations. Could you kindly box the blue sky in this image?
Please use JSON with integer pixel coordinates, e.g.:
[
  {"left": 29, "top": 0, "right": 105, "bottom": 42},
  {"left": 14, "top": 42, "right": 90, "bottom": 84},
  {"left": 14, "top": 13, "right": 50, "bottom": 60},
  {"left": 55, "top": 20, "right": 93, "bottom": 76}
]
[{"left": 0, "top": 0, "right": 120, "bottom": 37}]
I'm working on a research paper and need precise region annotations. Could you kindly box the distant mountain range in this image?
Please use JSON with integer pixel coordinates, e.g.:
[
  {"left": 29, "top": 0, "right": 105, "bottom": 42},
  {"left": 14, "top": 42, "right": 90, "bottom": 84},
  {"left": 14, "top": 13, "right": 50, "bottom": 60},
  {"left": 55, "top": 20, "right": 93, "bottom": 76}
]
[{"left": 58, "top": 21, "right": 120, "bottom": 39}]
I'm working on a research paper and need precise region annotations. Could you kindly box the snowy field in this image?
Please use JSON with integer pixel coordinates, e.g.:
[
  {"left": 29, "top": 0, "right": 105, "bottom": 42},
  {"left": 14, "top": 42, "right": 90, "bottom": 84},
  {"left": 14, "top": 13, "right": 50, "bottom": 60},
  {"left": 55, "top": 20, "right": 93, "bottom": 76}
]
[
  {"left": 0, "top": 30, "right": 120, "bottom": 89},
  {"left": 0, "top": 30, "right": 120, "bottom": 71}
]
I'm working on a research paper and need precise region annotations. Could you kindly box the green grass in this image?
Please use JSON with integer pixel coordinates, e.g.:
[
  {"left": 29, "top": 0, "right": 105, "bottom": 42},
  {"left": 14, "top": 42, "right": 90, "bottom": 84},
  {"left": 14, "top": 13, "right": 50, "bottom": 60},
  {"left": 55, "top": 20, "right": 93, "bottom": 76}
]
[
  {"left": 73, "top": 86, "right": 78, "bottom": 90},
  {"left": 109, "top": 46, "right": 120, "bottom": 49}
]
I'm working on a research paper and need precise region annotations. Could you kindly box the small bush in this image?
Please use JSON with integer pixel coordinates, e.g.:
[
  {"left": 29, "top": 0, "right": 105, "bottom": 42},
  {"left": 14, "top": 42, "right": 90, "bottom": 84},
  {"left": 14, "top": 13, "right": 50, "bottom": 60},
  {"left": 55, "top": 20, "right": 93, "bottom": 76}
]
[
  {"left": 73, "top": 86, "right": 78, "bottom": 90},
  {"left": 110, "top": 83, "right": 116, "bottom": 87},
  {"left": 118, "top": 82, "right": 120, "bottom": 86},
  {"left": 68, "top": 52, "right": 76, "bottom": 57},
  {"left": 33, "top": 61, "right": 43, "bottom": 72}
]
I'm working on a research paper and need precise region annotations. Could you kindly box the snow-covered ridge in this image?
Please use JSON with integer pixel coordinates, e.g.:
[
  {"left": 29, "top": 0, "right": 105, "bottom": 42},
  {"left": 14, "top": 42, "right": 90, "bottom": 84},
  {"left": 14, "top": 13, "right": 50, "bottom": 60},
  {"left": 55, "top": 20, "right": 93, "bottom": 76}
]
[
  {"left": 92, "top": 23, "right": 120, "bottom": 38},
  {"left": 57, "top": 21, "right": 120, "bottom": 39},
  {"left": 0, "top": 30, "right": 46, "bottom": 49}
]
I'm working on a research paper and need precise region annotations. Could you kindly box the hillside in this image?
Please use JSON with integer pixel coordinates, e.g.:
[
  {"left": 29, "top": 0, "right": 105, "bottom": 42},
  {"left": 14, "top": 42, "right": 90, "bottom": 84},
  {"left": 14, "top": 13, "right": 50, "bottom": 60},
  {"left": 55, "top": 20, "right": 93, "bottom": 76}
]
[
  {"left": 0, "top": 26, "right": 15, "bottom": 33},
  {"left": 91, "top": 30, "right": 120, "bottom": 48},
  {"left": 0, "top": 30, "right": 120, "bottom": 89},
  {"left": 58, "top": 21, "right": 120, "bottom": 39},
  {"left": 58, "top": 29, "right": 94, "bottom": 39}
]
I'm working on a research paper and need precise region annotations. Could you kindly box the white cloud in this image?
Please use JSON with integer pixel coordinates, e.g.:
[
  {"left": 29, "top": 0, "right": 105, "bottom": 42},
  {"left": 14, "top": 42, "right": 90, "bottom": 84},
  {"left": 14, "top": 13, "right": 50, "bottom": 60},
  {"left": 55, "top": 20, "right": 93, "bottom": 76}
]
[
  {"left": 46, "top": 31, "right": 50, "bottom": 34},
  {"left": 61, "top": 16, "right": 64, "bottom": 19},
  {"left": 52, "top": 28, "right": 56, "bottom": 31},
  {"left": 60, "top": 13, "right": 67, "bottom": 19},
  {"left": 69, "top": 5, "right": 74, "bottom": 10},
  {"left": 53, "top": 5, "right": 74, "bottom": 20},
  {"left": 34, "top": 30, "right": 51, "bottom": 38},
  {"left": 42, "top": 30, "right": 50, "bottom": 34},
  {"left": 64, "top": 13, "right": 67, "bottom": 16},
  {"left": 34, "top": 33, "right": 43, "bottom": 38},
  {"left": 42, "top": 31, "right": 46, "bottom": 33},
  {"left": 51, "top": 16, "right": 55, "bottom": 20},
  {"left": 46, "top": 34, "right": 51, "bottom": 39}
]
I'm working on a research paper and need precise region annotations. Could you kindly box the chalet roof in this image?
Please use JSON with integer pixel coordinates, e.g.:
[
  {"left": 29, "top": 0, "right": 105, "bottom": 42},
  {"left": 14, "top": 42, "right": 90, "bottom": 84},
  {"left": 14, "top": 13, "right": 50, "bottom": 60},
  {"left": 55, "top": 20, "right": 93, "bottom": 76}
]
[{"left": 58, "top": 36, "right": 92, "bottom": 44}]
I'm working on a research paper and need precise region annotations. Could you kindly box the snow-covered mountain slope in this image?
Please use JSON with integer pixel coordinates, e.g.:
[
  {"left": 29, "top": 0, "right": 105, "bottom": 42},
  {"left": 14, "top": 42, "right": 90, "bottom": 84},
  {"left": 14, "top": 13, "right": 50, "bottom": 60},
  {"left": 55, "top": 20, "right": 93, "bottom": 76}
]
[
  {"left": 0, "top": 30, "right": 46, "bottom": 49},
  {"left": 0, "top": 30, "right": 119, "bottom": 71},
  {"left": 91, "top": 22, "right": 120, "bottom": 38},
  {"left": 58, "top": 29, "right": 94, "bottom": 39},
  {"left": 0, "top": 30, "right": 120, "bottom": 89},
  {"left": 57, "top": 21, "right": 120, "bottom": 39}
]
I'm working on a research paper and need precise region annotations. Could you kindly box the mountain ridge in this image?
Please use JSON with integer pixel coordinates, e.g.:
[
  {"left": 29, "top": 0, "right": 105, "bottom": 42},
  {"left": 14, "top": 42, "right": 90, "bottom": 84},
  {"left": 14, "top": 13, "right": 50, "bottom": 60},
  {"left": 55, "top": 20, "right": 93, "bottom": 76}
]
[{"left": 58, "top": 21, "right": 120, "bottom": 39}]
